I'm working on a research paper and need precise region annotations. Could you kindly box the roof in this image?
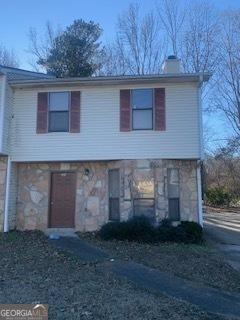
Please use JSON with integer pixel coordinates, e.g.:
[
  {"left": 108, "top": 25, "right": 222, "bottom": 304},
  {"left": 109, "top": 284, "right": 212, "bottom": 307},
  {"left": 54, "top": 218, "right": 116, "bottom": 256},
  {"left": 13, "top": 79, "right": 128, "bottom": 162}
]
[
  {"left": 0, "top": 65, "right": 55, "bottom": 81},
  {"left": 9, "top": 72, "right": 211, "bottom": 88}
]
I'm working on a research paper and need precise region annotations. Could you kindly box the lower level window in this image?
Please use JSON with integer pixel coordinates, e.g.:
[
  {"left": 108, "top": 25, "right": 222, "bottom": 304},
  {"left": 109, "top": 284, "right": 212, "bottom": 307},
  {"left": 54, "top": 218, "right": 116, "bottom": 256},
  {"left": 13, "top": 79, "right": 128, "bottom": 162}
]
[
  {"left": 133, "top": 169, "right": 155, "bottom": 221},
  {"left": 167, "top": 168, "right": 180, "bottom": 221},
  {"left": 133, "top": 199, "right": 155, "bottom": 220}
]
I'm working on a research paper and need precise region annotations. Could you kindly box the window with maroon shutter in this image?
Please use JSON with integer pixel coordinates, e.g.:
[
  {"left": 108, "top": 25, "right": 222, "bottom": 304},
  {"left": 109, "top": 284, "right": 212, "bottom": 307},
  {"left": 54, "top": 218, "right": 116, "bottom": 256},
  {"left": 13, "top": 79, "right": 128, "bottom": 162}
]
[
  {"left": 49, "top": 92, "right": 69, "bottom": 132},
  {"left": 154, "top": 88, "right": 166, "bottom": 131},
  {"left": 37, "top": 92, "right": 48, "bottom": 133},
  {"left": 70, "top": 91, "right": 80, "bottom": 133},
  {"left": 132, "top": 89, "right": 153, "bottom": 130},
  {"left": 120, "top": 89, "right": 131, "bottom": 131}
]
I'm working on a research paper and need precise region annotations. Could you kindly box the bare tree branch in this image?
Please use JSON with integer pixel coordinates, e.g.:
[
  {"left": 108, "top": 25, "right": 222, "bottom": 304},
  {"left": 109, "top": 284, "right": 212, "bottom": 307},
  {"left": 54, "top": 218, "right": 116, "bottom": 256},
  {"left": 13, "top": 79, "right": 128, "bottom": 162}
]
[
  {"left": 0, "top": 44, "right": 19, "bottom": 67},
  {"left": 157, "top": 0, "right": 185, "bottom": 56},
  {"left": 102, "top": 3, "right": 165, "bottom": 75},
  {"left": 213, "top": 10, "right": 240, "bottom": 137}
]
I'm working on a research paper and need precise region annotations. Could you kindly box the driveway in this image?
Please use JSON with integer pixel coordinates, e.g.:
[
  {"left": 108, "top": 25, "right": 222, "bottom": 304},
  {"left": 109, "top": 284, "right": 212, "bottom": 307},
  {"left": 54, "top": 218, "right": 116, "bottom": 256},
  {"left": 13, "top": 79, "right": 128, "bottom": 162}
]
[{"left": 204, "top": 207, "right": 240, "bottom": 271}]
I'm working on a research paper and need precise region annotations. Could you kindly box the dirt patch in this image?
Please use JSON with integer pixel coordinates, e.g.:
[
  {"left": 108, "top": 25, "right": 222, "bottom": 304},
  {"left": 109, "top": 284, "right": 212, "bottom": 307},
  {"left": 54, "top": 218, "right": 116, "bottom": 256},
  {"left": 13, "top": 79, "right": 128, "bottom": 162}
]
[
  {"left": 0, "top": 231, "right": 227, "bottom": 320},
  {"left": 79, "top": 232, "right": 240, "bottom": 293}
]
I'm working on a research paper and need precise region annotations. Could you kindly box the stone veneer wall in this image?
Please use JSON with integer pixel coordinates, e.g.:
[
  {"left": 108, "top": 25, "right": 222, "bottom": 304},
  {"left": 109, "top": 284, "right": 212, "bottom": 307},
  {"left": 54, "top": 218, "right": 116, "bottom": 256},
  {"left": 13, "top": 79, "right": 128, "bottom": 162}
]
[
  {"left": 0, "top": 157, "right": 7, "bottom": 231},
  {"left": 16, "top": 159, "right": 199, "bottom": 232}
]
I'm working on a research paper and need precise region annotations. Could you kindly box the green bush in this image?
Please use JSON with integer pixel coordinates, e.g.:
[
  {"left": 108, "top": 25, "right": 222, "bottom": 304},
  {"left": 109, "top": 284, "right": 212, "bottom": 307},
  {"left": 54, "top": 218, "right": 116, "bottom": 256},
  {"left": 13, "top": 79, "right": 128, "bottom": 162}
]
[
  {"left": 205, "top": 187, "right": 233, "bottom": 207},
  {"left": 99, "top": 217, "right": 203, "bottom": 244},
  {"left": 156, "top": 220, "right": 202, "bottom": 244},
  {"left": 178, "top": 221, "right": 203, "bottom": 244},
  {"left": 98, "top": 216, "right": 156, "bottom": 242}
]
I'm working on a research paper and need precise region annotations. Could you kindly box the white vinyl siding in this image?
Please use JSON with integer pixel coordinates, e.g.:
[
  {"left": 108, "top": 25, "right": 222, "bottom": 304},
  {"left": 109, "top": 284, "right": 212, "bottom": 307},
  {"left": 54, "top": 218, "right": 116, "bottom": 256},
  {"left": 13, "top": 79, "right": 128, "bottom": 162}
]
[
  {"left": 2, "top": 84, "right": 13, "bottom": 154},
  {"left": 10, "top": 82, "right": 200, "bottom": 161},
  {"left": 0, "top": 76, "right": 3, "bottom": 153}
]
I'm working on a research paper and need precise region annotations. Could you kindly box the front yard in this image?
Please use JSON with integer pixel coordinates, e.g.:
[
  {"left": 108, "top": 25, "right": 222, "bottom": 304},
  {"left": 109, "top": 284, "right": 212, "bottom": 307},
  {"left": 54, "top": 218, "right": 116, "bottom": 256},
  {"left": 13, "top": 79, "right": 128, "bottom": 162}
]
[
  {"left": 81, "top": 232, "right": 240, "bottom": 293},
  {"left": 0, "top": 231, "right": 238, "bottom": 319}
]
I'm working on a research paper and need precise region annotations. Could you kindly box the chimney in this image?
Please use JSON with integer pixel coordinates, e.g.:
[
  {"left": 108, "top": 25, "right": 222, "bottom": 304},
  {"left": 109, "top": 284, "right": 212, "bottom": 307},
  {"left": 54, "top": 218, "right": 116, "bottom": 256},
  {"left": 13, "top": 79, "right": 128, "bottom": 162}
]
[{"left": 162, "top": 55, "right": 181, "bottom": 74}]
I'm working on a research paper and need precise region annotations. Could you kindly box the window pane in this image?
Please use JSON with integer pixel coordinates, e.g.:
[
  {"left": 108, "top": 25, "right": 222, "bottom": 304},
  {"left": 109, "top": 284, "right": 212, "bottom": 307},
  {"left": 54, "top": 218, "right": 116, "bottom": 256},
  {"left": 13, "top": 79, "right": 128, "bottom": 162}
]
[
  {"left": 49, "top": 112, "right": 69, "bottom": 132},
  {"left": 109, "top": 199, "right": 120, "bottom": 221},
  {"left": 133, "top": 109, "right": 152, "bottom": 129},
  {"left": 168, "top": 168, "right": 180, "bottom": 199},
  {"left": 133, "top": 169, "right": 154, "bottom": 198},
  {"left": 132, "top": 89, "right": 153, "bottom": 109},
  {"left": 134, "top": 199, "right": 155, "bottom": 221},
  {"left": 168, "top": 198, "right": 180, "bottom": 221},
  {"left": 49, "top": 92, "right": 69, "bottom": 111}
]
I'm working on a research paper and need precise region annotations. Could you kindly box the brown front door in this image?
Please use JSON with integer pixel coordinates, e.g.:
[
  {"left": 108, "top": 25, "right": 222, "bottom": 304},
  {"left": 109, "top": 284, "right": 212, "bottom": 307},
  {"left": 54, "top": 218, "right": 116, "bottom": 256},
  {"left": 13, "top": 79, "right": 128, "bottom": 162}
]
[{"left": 49, "top": 172, "right": 76, "bottom": 228}]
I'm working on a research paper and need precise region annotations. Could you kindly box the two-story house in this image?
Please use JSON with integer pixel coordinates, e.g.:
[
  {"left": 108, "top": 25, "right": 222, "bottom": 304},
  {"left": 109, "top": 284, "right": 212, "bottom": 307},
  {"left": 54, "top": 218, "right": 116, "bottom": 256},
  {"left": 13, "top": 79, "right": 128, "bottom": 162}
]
[{"left": 0, "top": 57, "right": 210, "bottom": 233}]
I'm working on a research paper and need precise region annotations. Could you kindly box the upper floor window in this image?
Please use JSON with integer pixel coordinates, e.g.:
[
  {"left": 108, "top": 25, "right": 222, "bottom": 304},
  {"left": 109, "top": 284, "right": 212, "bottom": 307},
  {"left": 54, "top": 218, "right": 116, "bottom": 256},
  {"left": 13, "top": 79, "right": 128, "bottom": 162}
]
[
  {"left": 49, "top": 92, "right": 69, "bottom": 132},
  {"left": 132, "top": 89, "right": 153, "bottom": 130}
]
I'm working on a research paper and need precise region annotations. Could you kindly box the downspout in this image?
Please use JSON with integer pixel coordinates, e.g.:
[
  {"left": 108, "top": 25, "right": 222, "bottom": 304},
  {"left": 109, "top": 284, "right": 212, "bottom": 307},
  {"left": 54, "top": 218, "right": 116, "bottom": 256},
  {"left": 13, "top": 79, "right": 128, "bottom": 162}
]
[
  {"left": 197, "top": 74, "right": 204, "bottom": 226},
  {"left": 197, "top": 161, "right": 203, "bottom": 226},
  {"left": 3, "top": 156, "right": 11, "bottom": 232}
]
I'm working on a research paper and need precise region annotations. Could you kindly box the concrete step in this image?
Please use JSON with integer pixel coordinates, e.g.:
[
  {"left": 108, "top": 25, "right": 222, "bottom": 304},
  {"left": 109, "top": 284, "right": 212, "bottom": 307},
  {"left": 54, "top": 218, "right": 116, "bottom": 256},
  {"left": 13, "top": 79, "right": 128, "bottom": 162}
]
[{"left": 45, "top": 228, "right": 77, "bottom": 238}]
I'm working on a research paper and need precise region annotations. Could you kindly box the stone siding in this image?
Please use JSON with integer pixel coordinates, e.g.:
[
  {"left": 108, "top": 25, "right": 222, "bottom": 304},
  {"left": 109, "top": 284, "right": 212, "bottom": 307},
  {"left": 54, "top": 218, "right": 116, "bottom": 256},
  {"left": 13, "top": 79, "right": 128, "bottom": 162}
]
[
  {"left": 16, "top": 159, "right": 199, "bottom": 232},
  {"left": 0, "top": 157, "right": 7, "bottom": 231}
]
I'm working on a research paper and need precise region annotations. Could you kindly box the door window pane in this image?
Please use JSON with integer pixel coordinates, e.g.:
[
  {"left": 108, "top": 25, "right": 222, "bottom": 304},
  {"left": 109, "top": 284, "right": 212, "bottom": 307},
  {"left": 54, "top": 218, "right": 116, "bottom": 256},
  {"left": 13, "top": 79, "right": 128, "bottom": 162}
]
[
  {"left": 133, "top": 109, "right": 153, "bottom": 130},
  {"left": 132, "top": 89, "right": 153, "bottom": 109},
  {"left": 49, "top": 112, "right": 69, "bottom": 132},
  {"left": 49, "top": 92, "right": 69, "bottom": 111}
]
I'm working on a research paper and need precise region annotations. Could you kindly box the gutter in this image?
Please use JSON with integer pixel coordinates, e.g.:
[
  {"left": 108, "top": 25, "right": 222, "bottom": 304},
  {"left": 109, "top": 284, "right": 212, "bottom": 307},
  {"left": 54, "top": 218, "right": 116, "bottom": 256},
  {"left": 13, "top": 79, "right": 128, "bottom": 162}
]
[
  {"left": 3, "top": 156, "right": 11, "bottom": 232},
  {"left": 197, "top": 160, "right": 203, "bottom": 226},
  {"left": 9, "top": 73, "right": 211, "bottom": 89}
]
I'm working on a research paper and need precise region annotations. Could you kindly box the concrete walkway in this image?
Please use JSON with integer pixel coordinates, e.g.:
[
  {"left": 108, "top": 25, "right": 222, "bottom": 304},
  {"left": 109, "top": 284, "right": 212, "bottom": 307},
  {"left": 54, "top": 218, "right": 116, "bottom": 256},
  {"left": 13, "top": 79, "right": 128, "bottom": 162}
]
[
  {"left": 204, "top": 208, "right": 240, "bottom": 271},
  {"left": 50, "top": 236, "right": 240, "bottom": 319}
]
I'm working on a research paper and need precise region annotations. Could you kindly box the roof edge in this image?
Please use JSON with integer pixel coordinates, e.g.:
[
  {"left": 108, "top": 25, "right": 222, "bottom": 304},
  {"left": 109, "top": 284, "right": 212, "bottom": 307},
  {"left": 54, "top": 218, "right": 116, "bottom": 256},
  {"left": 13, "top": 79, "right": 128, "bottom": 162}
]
[
  {"left": 0, "top": 64, "right": 54, "bottom": 77},
  {"left": 9, "top": 73, "right": 211, "bottom": 88}
]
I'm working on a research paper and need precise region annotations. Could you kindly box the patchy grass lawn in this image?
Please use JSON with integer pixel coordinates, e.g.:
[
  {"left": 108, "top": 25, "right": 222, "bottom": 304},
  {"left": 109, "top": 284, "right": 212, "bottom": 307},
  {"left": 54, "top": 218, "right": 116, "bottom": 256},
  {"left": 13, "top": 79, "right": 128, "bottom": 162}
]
[
  {"left": 80, "top": 233, "right": 240, "bottom": 293},
  {"left": 0, "top": 231, "right": 229, "bottom": 320}
]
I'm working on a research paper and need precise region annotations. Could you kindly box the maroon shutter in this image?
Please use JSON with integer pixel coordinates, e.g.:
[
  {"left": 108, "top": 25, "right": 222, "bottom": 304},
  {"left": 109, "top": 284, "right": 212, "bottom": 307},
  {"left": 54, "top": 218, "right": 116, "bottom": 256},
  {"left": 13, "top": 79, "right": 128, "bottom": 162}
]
[
  {"left": 37, "top": 92, "right": 48, "bottom": 133},
  {"left": 155, "top": 88, "right": 166, "bottom": 131},
  {"left": 70, "top": 91, "right": 81, "bottom": 133},
  {"left": 120, "top": 89, "right": 131, "bottom": 131}
]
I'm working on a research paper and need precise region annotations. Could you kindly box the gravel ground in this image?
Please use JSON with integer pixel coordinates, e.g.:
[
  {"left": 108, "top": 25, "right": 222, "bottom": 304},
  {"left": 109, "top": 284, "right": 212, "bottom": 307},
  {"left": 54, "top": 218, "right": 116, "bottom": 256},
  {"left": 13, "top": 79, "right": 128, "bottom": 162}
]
[
  {"left": 0, "top": 231, "right": 230, "bottom": 320},
  {"left": 79, "top": 233, "right": 240, "bottom": 293}
]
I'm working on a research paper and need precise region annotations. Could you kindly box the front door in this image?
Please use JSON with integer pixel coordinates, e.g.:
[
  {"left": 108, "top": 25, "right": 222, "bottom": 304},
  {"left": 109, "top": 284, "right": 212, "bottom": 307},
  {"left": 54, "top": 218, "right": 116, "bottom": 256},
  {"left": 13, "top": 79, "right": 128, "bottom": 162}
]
[{"left": 49, "top": 172, "right": 76, "bottom": 228}]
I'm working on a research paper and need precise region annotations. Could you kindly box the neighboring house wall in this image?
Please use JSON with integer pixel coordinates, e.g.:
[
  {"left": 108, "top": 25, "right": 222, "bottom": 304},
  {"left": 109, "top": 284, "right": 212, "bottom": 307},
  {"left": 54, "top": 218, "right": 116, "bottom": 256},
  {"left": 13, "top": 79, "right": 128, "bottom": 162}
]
[
  {"left": 0, "top": 157, "right": 7, "bottom": 231},
  {"left": 0, "top": 76, "right": 4, "bottom": 154},
  {"left": 0, "top": 76, "right": 3, "bottom": 113},
  {"left": 11, "top": 83, "right": 200, "bottom": 162},
  {"left": 16, "top": 159, "right": 199, "bottom": 232},
  {"left": 2, "top": 84, "right": 13, "bottom": 154},
  {"left": 8, "top": 162, "right": 18, "bottom": 230}
]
